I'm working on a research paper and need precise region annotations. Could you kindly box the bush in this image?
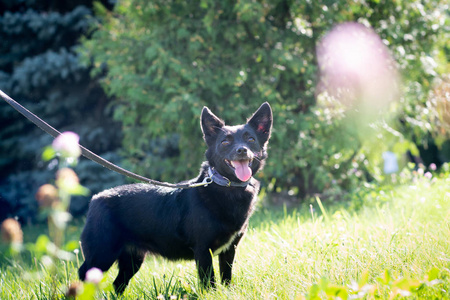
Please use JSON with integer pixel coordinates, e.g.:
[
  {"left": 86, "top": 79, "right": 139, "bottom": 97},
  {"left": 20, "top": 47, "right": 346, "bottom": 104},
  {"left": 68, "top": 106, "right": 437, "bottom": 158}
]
[{"left": 82, "top": 0, "right": 448, "bottom": 198}]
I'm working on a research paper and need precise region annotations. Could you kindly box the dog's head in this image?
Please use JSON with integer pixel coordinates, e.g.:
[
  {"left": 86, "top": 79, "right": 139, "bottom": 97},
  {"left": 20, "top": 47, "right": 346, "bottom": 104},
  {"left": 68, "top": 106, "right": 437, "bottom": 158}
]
[{"left": 201, "top": 103, "right": 272, "bottom": 183}]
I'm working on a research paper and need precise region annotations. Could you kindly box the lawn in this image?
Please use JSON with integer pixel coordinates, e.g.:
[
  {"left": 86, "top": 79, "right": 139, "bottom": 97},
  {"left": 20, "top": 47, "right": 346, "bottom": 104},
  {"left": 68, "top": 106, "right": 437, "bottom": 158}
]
[{"left": 1, "top": 171, "right": 449, "bottom": 299}]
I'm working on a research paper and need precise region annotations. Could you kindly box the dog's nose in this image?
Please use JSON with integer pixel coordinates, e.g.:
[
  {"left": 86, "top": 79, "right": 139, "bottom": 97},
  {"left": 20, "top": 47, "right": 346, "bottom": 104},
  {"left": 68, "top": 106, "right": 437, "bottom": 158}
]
[{"left": 236, "top": 147, "right": 248, "bottom": 155}]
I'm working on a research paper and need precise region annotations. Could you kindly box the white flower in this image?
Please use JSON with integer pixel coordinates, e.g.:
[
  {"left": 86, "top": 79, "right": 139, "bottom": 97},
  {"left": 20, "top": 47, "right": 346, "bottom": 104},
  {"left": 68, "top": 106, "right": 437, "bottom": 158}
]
[
  {"left": 85, "top": 267, "right": 103, "bottom": 284},
  {"left": 52, "top": 131, "right": 81, "bottom": 158}
]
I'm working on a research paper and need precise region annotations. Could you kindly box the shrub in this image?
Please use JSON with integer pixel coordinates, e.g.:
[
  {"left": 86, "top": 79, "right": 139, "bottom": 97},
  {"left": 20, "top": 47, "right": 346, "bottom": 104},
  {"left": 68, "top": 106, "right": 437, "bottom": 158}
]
[{"left": 82, "top": 0, "right": 448, "bottom": 197}]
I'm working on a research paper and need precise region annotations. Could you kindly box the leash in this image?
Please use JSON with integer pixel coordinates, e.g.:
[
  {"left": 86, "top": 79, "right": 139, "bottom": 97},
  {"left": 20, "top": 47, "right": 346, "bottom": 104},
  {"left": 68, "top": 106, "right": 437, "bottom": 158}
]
[{"left": 0, "top": 89, "right": 215, "bottom": 189}]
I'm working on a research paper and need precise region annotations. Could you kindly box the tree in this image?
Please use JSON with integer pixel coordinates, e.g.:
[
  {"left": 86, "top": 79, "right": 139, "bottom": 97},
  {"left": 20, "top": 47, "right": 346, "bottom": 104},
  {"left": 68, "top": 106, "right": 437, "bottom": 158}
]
[
  {"left": 0, "top": 0, "right": 124, "bottom": 223},
  {"left": 83, "top": 0, "right": 448, "bottom": 199}
]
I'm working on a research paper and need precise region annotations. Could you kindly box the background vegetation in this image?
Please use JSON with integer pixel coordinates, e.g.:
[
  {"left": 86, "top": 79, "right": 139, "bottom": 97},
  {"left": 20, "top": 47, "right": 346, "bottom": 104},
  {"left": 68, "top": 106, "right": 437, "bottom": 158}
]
[
  {"left": 0, "top": 0, "right": 449, "bottom": 222},
  {"left": 0, "top": 0, "right": 125, "bottom": 223},
  {"left": 1, "top": 168, "right": 449, "bottom": 299},
  {"left": 1, "top": 0, "right": 450, "bottom": 299},
  {"left": 81, "top": 0, "right": 449, "bottom": 199}
]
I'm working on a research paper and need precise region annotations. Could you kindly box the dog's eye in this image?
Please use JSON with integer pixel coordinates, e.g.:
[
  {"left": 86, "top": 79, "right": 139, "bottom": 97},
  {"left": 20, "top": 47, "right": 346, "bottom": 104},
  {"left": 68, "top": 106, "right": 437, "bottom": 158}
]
[
  {"left": 248, "top": 137, "right": 255, "bottom": 143},
  {"left": 222, "top": 140, "right": 230, "bottom": 146}
]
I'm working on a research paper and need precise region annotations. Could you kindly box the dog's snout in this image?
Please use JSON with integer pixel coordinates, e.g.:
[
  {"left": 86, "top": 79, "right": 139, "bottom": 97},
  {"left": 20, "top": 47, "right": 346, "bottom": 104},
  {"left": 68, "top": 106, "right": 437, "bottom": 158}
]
[{"left": 236, "top": 147, "right": 248, "bottom": 155}]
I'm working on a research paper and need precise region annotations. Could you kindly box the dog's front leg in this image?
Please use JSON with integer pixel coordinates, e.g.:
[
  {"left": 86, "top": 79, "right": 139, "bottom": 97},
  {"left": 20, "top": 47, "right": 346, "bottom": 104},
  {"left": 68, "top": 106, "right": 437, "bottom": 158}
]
[
  {"left": 219, "top": 233, "right": 243, "bottom": 285},
  {"left": 195, "top": 249, "right": 216, "bottom": 288}
]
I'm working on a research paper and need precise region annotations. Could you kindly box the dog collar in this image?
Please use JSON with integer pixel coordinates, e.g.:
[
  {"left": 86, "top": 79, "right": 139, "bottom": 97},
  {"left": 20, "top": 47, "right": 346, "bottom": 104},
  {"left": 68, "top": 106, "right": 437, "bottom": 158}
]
[{"left": 207, "top": 167, "right": 250, "bottom": 188}]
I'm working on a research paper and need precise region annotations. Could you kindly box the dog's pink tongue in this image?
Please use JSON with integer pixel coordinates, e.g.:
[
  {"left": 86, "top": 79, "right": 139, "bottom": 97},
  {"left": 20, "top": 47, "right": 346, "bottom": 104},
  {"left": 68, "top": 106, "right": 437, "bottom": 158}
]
[{"left": 232, "top": 160, "right": 252, "bottom": 182}]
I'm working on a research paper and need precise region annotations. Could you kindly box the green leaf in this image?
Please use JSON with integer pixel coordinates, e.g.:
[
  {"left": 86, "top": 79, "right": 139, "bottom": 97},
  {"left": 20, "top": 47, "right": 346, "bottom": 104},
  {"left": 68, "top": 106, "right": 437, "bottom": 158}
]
[
  {"left": 64, "top": 240, "right": 79, "bottom": 252},
  {"left": 358, "top": 270, "right": 369, "bottom": 288},
  {"left": 325, "top": 285, "right": 348, "bottom": 300},
  {"left": 307, "top": 284, "right": 320, "bottom": 300},
  {"left": 69, "top": 184, "right": 90, "bottom": 196},
  {"left": 319, "top": 277, "right": 329, "bottom": 290},
  {"left": 426, "top": 267, "right": 440, "bottom": 282},
  {"left": 59, "top": 181, "right": 90, "bottom": 196},
  {"left": 394, "top": 278, "right": 422, "bottom": 292},
  {"left": 200, "top": 0, "right": 208, "bottom": 9},
  {"left": 42, "top": 146, "right": 56, "bottom": 161},
  {"left": 35, "top": 235, "right": 50, "bottom": 253},
  {"left": 377, "top": 269, "right": 392, "bottom": 286},
  {"left": 78, "top": 282, "right": 96, "bottom": 300}
]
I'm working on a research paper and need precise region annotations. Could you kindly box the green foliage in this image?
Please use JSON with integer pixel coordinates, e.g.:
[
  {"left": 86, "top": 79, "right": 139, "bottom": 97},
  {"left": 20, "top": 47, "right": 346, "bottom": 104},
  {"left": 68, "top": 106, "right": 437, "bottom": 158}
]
[
  {"left": 0, "top": 6, "right": 91, "bottom": 69},
  {"left": 82, "top": 0, "right": 449, "bottom": 196},
  {"left": 0, "top": 1, "right": 124, "bottom": 222}
]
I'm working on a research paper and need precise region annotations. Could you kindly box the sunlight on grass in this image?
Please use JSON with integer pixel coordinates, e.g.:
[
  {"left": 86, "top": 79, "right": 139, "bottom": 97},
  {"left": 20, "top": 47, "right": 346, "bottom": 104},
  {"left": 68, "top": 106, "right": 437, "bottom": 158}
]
[
  {"left": 202, "top": 176, "right": 450, "bottom": 299},
  {"left": 1, "top": 176, "right": 449, "bottom": 299}
]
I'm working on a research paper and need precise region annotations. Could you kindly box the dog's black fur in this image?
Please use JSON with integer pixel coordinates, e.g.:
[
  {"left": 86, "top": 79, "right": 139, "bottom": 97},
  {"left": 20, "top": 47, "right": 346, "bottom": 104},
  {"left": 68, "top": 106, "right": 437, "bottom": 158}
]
[{"left": 78, "top": 103, "right": 272, "bottom": 294}]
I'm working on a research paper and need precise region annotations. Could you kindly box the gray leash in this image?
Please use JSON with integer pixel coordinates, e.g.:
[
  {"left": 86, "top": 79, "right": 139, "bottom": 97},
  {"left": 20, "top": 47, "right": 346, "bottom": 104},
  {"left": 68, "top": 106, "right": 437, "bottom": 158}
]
[{"left": 0, "top": 89, "right": 212, "bottom": 189}]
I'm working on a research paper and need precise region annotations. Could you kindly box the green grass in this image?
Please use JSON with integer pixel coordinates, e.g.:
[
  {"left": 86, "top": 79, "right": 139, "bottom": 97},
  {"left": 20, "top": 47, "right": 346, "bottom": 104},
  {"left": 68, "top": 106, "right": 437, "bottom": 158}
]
[{"left": 1, "top": 175, "right": 449, "bottom": 299}]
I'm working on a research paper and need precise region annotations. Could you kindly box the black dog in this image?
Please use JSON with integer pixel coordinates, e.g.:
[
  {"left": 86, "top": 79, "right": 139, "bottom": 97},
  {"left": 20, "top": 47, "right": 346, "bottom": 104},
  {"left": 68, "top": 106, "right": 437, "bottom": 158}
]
[{"left": 78, "top": 103, "right": 272, "bottom": 294}]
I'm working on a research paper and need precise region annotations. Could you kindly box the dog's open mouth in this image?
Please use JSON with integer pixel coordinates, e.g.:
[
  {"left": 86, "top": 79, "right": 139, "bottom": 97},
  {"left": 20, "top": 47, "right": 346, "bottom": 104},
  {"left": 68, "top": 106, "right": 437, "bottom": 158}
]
[{"left": 225, "top": 159, "right": 253, "bottom": 182}]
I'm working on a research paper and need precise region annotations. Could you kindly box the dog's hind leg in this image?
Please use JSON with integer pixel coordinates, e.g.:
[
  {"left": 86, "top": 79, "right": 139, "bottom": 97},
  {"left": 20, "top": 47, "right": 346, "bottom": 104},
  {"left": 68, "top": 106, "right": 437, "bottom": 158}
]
[
  {"left": 113, "top": 247, "right": 145, "bottom": 294},
  {"left": 78, "top": 204, "right": 123, "bottom": 281},
  {"left": 78, "top": 240, "right": 121, "bottom": 282}
]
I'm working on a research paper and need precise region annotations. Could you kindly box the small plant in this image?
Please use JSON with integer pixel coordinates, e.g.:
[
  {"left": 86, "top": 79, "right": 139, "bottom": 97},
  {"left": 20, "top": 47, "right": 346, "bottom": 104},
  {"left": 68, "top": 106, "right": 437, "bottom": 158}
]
[
  {"left": 28, "top": 132, "right": 90, "bottom": 298},
  {"left": 146, "top": 272, "right": 197, "bottom": 300},
  {"left": 298, "top": 267, "right": 443, "bottom": 300},
  {"left": 1, "top": 218, "right": 23, "bottom": 256}
]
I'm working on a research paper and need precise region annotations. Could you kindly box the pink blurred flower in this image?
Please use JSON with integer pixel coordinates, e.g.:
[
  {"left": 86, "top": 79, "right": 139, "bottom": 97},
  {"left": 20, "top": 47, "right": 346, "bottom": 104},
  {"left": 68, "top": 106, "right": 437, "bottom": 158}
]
[
  {"left": 317, "top": 22, "right": 399, "bottom": 113},
  {"left": 52, "top": 131, "right": 81, "bottom": 158},
  {"left": 56, "top": 168, "right": 80, "bottom": 192},
  {"left": 429, "top": 163, "right": 437, "bottom": 171},
  {"left": 85, "top": 267, "right": 103, "bottom": 284},
  {"left": 417, "top": 168, "right": 424, "bottom": 176}
]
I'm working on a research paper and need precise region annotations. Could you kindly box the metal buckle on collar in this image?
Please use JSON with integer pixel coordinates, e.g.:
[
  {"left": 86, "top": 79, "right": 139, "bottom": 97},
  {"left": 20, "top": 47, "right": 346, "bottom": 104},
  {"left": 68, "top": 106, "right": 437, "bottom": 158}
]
[{"left": 188, "top": 176, "right": 213, "bottom": 188}]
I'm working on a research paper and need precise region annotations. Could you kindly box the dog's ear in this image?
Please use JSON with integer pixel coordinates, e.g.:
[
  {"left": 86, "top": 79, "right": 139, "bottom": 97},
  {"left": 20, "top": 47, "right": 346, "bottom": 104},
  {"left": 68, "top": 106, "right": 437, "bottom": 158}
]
[
  {"left": 201, "top": 106, "right": 225, "bottom": 144},
  {"left": 247, "top": 102, "right": 273, "bottom": 145}
]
